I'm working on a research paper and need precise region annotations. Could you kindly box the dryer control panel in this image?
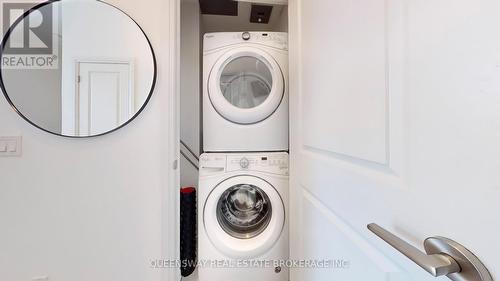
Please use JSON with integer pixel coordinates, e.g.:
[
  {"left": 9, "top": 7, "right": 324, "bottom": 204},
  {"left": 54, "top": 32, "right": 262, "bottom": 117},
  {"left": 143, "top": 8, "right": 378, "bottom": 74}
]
[
  {"left": 204, "top": 32, "right": 288, "bottom": 52},
  {"left": 199, "top": 153, "right": 289, "bottom": 176}
]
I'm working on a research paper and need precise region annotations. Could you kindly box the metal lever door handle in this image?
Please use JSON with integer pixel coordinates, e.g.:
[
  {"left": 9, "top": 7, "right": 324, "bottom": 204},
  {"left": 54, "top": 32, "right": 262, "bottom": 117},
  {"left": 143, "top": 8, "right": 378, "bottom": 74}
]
[
  {"left": 368, "top": 223, "right": 460, "bottom": 276},
  {"left": 367, "top": 223, "right": 493, "bottom": 281}
]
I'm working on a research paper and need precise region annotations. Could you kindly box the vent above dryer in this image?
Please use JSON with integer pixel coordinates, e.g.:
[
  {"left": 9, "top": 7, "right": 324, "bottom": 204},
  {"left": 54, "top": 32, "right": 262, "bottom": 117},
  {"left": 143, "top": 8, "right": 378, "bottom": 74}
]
[
  {"left": 199, "top": 0, "right": 238, "bottom": 16},
  {"left": 234, "top": 0, "right": 288, "bottom": 4},
  {"left": 250, "top": 4, "right": 273, "bottom": 24}
]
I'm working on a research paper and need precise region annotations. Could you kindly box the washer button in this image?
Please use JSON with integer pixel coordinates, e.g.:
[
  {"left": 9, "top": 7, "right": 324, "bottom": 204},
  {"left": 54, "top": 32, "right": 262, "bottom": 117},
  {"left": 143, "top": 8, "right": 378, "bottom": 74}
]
[{"left": 240, "top": 158, "right": 250, "bottom": 169}]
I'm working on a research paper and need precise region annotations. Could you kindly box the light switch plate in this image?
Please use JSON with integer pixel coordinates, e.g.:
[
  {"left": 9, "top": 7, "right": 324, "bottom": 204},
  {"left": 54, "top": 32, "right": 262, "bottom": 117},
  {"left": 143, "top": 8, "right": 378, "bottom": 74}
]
[{"left": 0, "top": 136, "right": 22, "bottom": 157}]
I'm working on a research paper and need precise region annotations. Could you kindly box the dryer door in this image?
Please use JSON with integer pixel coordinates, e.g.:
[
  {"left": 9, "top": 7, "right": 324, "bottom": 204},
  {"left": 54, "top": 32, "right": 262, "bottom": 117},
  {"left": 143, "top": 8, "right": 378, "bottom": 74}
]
[
  {"left": 204, "top": 175, "right": 285, "bottom": 258},
  {"left": 208, "top": 47, "right": 285, "bottom": 124}
]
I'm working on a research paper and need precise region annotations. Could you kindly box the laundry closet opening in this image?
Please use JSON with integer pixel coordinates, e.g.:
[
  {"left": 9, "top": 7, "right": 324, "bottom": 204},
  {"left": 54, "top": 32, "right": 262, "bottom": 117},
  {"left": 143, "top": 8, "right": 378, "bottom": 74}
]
[{"left": 179, "top": 0, "right": 289, "bottom": 280}]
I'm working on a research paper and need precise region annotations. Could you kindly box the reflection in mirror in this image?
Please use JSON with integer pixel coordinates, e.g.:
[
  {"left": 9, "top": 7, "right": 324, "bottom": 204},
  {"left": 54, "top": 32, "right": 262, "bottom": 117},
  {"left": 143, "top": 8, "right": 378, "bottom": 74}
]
[{"left": 0, "top": 0, "right": 156, "bottom": 137}]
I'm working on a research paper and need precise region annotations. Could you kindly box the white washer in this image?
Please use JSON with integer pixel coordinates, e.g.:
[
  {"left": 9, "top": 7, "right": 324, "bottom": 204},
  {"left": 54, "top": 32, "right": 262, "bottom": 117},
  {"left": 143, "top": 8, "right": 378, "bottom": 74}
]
[
  {"left": 203, "top": 32, "right": 289, "bottom": 152},
  {"left": 198, "top": 152, "right": 289, "bottom": 281}
]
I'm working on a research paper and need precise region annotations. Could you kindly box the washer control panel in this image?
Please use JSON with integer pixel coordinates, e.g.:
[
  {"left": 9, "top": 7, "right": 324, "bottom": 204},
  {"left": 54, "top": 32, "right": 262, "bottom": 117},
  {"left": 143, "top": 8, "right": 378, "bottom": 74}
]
[
  {"left": 200, "top": 153, "right": 289, "bottom": 176},
  {"left": 199, "top": 154, "right": 226, "bottom": 176},
  {"left": 227, "top": 153, "right": 289, "bottom": 175}
]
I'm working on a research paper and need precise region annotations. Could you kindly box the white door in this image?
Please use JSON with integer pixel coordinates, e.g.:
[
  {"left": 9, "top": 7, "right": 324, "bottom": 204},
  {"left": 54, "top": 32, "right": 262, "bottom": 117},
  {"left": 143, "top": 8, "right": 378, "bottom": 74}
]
[
  {"left": 77, "top": 62, "right": 133, "bottom": 136},
  {"left": 289, "top": 0, "right": 499, "bottom": 280}
]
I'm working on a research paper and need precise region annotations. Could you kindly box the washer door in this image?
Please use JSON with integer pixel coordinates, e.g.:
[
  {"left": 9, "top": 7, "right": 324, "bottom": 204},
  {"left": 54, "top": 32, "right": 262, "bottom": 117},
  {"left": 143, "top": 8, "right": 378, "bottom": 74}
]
[
  {"left": 204, "top": 176, "right": 285, "bottom": 258},
  {"left": 208, "top": 47, "right": 285, "bottom": 124}
]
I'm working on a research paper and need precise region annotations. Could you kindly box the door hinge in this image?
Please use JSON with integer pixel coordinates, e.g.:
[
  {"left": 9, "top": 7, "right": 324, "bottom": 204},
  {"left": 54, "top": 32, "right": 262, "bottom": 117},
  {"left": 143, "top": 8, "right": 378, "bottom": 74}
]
[{"left": 77, "top": 75, "right": 81, "bottom": 83}]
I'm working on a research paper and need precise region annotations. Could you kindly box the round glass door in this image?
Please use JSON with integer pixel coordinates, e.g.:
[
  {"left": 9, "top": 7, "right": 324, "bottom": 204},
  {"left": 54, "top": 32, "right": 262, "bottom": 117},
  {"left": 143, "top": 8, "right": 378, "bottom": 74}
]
[
  {"left": 217, "top": 184, "right": 272, "bottom": 239},
  {"left": 220, "top": 57, "right": 273, "bottom": 109},
  {"left": 208, "top": 48, "right": 284, "bottom": 124},
  {"left": 203, "top": 175, "right": 285, "bottom": 258}
]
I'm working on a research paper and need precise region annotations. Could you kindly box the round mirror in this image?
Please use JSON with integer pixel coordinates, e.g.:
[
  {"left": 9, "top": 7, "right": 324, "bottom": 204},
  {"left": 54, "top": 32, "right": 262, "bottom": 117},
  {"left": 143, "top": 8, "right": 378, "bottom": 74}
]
[{"left": 0, "top": 0, "right": 156, "bottom": 137}]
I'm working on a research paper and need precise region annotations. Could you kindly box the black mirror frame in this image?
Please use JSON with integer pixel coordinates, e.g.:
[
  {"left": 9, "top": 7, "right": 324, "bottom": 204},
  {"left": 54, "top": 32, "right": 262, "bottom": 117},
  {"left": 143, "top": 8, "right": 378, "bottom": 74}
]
[{"left": 0, "top": 0, "right": 158, "bottom": 138}]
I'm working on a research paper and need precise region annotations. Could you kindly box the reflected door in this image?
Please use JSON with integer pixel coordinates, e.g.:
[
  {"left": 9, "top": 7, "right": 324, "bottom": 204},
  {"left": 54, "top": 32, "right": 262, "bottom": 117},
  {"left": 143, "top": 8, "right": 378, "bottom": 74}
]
[{"left": 76, "top": 61, "right": 133, "bottom": 136}]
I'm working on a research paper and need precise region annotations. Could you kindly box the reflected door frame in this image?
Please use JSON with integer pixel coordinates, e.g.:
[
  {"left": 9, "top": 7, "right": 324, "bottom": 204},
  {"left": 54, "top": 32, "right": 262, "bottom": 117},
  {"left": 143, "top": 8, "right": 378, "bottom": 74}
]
[{"left": 62, "top": 58, "right": 135, "bottom": 136}]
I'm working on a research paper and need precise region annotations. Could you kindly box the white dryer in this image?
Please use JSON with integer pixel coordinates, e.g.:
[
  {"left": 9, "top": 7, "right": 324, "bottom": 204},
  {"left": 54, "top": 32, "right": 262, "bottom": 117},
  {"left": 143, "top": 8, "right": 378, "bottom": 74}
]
[
  {"left": 198, "top": 152, "right": 289, "bottom": 281},
  {"left": 203, "top": 32, "right": 288, "bottom": 152}
]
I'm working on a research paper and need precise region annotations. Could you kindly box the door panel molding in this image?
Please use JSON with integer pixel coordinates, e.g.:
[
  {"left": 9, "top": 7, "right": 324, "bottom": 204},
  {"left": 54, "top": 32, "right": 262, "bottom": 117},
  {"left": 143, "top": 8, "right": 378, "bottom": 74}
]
[
  {"left": 301, "top": 188, "right": 403, "bottom": 274},
  {"left": 298, "top": 0, "right": 408, "bottom": 178},
  {"left": 299, "top": 0, "right": 390, "bottom": 165}
]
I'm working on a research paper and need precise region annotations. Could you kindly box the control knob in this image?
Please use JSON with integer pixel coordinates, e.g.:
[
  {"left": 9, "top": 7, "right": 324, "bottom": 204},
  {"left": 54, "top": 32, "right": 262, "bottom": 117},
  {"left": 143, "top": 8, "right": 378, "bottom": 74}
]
[
  {"left": 242, "top": 32, "right": 251, "bottom": 41},
  {"left": 240, "top": 158, "right": 250, "bottom": 169}
]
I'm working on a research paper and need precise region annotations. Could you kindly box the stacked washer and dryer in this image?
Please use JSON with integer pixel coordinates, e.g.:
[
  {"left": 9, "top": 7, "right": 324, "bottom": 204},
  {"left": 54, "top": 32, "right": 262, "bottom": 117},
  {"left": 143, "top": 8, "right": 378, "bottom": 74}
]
[{"left": 199, "top": 32, "right": 289, "bottom": 281}]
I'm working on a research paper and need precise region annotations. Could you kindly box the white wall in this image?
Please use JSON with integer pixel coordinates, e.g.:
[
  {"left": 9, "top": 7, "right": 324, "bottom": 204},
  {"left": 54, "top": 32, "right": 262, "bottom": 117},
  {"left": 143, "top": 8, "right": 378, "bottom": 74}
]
[
  {"left": 274, "top": 5, "right": 288, "bottom": 32},
  {"left": 0, "top": 1, "right": 178, "bottom": 281},
  {"left": 180, "top": 0, "right": 200, "bottom": 188}
]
